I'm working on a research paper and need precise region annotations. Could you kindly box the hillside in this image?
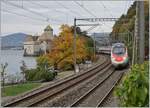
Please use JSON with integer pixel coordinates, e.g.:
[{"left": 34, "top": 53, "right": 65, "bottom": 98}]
[
  {"left": 111, "top": 1, "right": 149, "bottom": 34},
  {"left": 1, "top": 33, "right": 27, "bottom": 49},
  {"left": 111, "top": 1, "right": 149, "bottom": 57}
]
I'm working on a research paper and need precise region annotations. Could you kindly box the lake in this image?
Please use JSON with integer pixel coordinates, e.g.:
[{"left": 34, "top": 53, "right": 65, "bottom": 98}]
[{"left": 0, "top": 50, "right": 37, "bottom": 75}]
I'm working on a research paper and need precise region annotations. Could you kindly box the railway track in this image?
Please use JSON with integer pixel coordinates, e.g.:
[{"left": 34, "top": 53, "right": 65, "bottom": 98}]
[
  {"left": 4, "top": 55, "right": 110, "bottom": 107},
  {"left": 31, "top": 60, "right": 113, "bottom": 107},
  {"left": 70, "top": 69, "right": 124, "bottom": 107},
  {"left": 96, "top": 70, "right": 123, "bottom": 107}
]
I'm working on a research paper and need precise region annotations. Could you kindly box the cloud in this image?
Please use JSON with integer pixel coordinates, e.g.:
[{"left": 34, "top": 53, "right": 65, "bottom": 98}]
[
  {"left": 28, "top": 8, "right": 50, "bottom": 13},
  {"left": 1, "top": 1, "right": 134, "bottom": 35}
]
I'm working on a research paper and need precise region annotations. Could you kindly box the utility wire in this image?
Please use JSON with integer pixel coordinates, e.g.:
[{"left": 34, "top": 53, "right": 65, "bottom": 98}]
[
  {"left": 123, "top": 1, "right": 128, "bottom": 15},
  {"left": 2, "top": 0, "right": 63, "bottom": 23},
  {"left": 30, "top": 1, "right": 68, "bottom": 16},
  {"left": 2, "top": 0, "right": 47, "bottom": 20},
  {"left": 73, "top": 1, "right": 107, "bottom": 32},
  {"left": 126, "top": 1, "right": 131, "bottom": 14},
  {"left": 74, "top": 1, "right": 97, "bottom": 17},
  {"left": 86, "top": 24, "right": 100, "bottom": 32},
  {"left": 123, "top": 1, "right": 127, "bottom": 14},
  {"left": 29, "top": 1, "right": 72, "bottom": 24},
  {"left": 55, "top": 1, "right": 83, "bottom": 17},
  {"left": 2, "top": 8, "right": 46, "bottom": 22},
  {"left": 100, "top": 1, "right": 113, "bottom": 18},
  {"left": 98, "top": 1, "right": 114, "bottom": 30},
  {"left": 74, "top": 1, "right": 112, "bottom": 32},
  {"left": 94, "top": 24, "right": 102, "bottom": 33},
  {"left": 2, "top": 8, "right": 62, "bottom": 25}
]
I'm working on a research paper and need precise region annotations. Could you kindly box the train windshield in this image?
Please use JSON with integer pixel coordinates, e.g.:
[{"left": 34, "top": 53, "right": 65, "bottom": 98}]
[{"left": 113, "top": 46, "right": 126, "bottom": 55}]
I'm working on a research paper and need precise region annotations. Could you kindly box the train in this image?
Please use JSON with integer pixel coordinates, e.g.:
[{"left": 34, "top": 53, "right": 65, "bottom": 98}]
[{"left": 111, "top": 43, "right": 129, "bottom": 69}]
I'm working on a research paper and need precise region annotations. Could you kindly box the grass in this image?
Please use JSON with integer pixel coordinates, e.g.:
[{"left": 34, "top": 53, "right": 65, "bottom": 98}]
[
  {"left": 1, "top": 71, "right": 74, "bottom": 97},
  {"left": 2, "top": 83, "right": 41, "bottom": 97}
]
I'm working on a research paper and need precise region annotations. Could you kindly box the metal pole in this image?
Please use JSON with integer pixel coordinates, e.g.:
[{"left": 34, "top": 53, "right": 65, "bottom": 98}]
[
  {"left": 73, "top": 18, "right": 77, "bottom": 73},
  {"left": 138, "top": 1, "right": 145, "bottom": 63},
  {"left": 132, "top": 2, "right": 138, "bottom": 65},
  {"left": 93, "top": 33, "right": 96, "bottom": 60},
  {"left": 0, "top": 0, "right": 1, "bottom": 51}
]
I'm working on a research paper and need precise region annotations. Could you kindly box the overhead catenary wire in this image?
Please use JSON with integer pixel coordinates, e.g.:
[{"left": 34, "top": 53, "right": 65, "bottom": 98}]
[
  {"left": 98, "top": 1, "right": 115, "bottom": 31},
  {"left": 2, "top": 0, "right": 63, "bottom": 23},
  {"left": 55, "top": 1, "right": 83, "bottom": 17},
  {"left": 2, "top": 0, "right": 47, "bottom": 20},
  {"left": 1, "top": 1, "right": 63, "bottom": 25},
  {"left": 1, "top": 9, "right": 62, "bottom": 26},
  {"left": 99, "top": 1, "right": 114, "bottom": 18},
  {"left": 29, "top": 1, "right": 72, "bottom": 24},
  {"left": 86, "top": 25, "right": 99, "bottom": 32},
  {"left": 73, "top": 1, "right": 107, "bottom": 32},
  {"left": 1, "top": 8, "right": 47, "bottom": 22},
  {"left": 95, "top": 25, "right": 102, "bottom": 32},
  {"left": 74, "top": 1, "right": 97, "bottom": 17},
  {"left": 1, "top": 1, "right": 132, "bottom": 35},
  {"left": 30, "top": 1, "right": 69, "bottom": 16},
  {"left": 123, "top": 1, "right": 127, "bottom": 14},
  {"left": 123, "top": 1, "right": 128, "bottom": 15}
]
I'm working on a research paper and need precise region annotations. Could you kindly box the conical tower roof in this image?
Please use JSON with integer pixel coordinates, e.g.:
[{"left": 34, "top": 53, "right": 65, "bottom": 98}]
[
  {"left": 44, "top": 25, "right": 53, "bottom": 32},
  {"left": 38, "top": 25, "right": 53, "bottom": 41}
]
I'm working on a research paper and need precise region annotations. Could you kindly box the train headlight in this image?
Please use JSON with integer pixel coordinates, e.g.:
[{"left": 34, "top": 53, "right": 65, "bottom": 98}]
[{"left": 115, "top": 56, "right": 123, "bottom": 62}]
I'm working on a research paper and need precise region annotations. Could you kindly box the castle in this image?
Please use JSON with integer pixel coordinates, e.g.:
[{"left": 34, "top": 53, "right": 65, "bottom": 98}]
[{"left": 23, "top": 25, "right": 53, "bottom": 56}]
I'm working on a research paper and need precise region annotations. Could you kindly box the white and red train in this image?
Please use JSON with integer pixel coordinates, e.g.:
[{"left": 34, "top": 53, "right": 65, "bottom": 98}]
[{"left": 110, "top": 43, "right": 129, "bottom": 68}]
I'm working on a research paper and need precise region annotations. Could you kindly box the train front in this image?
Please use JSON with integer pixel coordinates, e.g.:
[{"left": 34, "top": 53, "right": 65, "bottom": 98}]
[{"left": 111, "top": 43, "right": 129, "bottom": 69}]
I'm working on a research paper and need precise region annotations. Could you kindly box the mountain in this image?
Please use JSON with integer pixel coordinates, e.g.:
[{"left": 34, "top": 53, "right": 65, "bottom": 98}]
[
  {"left": 90, "top": 32, "right": 110, "bottom": 46},
  {"left": 91, "top": 32, "right": 110, "bottom": 38},
  {"left": 1, "top": 33, "right": 27, "bottom": 49}
]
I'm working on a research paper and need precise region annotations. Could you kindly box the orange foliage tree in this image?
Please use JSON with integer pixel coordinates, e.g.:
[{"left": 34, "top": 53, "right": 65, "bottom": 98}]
[{"left": 47, "top": 24, "right": 88, "bottom": 70}]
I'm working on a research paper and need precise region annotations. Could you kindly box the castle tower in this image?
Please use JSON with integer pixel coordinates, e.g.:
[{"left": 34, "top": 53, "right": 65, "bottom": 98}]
[{"left": 38, "top": 25, "right": 53, "bottom": 41}]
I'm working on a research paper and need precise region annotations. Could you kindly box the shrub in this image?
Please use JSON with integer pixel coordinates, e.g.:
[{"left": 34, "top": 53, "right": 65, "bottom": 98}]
[
  {"left": 114, "top": 61, "right": 149, "bottom": 107},
  {"left": 58, "top": 62, "right": 74, "bottom": 71},
  {"left": 42, "top": 71, "right": 54, "bottom": 81},
  {"left": 25, "top": 69, "right": 36, "bottom": 81},
  {"left": 24, "top": 55, "right": 56, "bottom": 82},
  {"left": 25, "top": 64, "right": 56, "bottom": 82},
  {"left": 36, "top": 55, "right": 50, "bottom": 67}
]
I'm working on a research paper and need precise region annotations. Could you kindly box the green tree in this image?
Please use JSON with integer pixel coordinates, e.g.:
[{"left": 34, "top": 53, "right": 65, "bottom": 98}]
[
  {"left": 1, "top": 62, "right": 8, "bottom": 96},
  {"left": 20, "top": 60, "right": 27, "bottom": 83}
]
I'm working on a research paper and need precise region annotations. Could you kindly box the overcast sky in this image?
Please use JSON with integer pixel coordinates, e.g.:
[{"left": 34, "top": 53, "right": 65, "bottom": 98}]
[{"left": 1, "top": 0, "right": 134, "bottom": 36}]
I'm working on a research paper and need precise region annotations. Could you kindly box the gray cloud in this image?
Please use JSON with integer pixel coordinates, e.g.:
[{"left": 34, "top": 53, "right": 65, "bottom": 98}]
[{"left": 1, "top": 0, "right": 134, "bottom": 36}]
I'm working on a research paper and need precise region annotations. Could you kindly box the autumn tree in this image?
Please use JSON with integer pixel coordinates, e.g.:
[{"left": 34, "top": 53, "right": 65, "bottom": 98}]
[{"left": 46, "top": 24, "right": 88, "bottom": 70}]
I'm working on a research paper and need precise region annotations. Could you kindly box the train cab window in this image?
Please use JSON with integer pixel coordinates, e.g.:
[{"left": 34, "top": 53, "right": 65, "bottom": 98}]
[{"left": 113, "top": 46, "right": 126, "bottom": 55}]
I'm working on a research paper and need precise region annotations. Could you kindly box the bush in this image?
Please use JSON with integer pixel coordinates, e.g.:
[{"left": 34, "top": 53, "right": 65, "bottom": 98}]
[
  {"left": 36, "top": 55, "right": 50, "bottom": 67},
  {"left": 25, "top": 69, "right": 36, "bottom": 81},
  {"left": 25, "top": 63, "right": 56, "bottom": 82},
  {"left": 43, "top": 71, "right": 54, "bottom": 81},
  {"left": 58, "top": 62, "right": 74, "bottom": 71},
  {"left": 114, "top": 61, "right": 149, "bottom": 107}
]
